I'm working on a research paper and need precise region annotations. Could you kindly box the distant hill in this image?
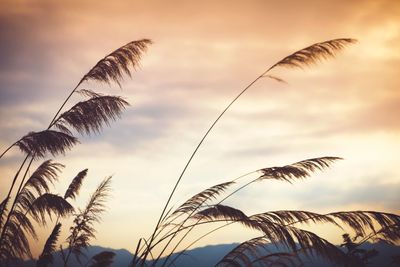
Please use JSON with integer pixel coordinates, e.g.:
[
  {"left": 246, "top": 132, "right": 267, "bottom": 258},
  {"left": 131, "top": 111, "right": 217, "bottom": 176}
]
[{"left": 19, "top": 241, "right": 400, "bottom": 267}]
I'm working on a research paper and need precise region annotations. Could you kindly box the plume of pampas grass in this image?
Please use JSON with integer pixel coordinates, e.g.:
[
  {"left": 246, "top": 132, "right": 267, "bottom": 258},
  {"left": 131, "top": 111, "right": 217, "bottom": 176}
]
[
  {"left": 0, "top": 160, "right": 72, "bottom": 261},
  {"left": 216, "top": 237, "right": 300, "bottom": 267},
  {"left": 171, "top": 182, "right": 235, "bottom": 216},
  {"left": 29, "top": 193, "right": 74, "bottom": 225},
  {"left": 16, "top": 130, "right": 78, "bottom": 158},
  {"left": 145, "top": 40, "right": 357, "bottom": 262},
  {"left": 36, "top": 223, "right": 62, "bottom": 267},
  {"left": 20, "top": 160, "right": 64, "bottom": 197},
  {"left": 258, "top": 157, "right": 342, "bottom": 183},
  {"left": 63, "top": 177, "right": 112, "bottom": 266},
  {"left": 54, "top": 96, "right": 129, "bottom": 135},
  {"left": 64, "top": 169, "right": 88, "bottom": 200},
  {"left": 267, "top": 38, "right": 357, "bottom": 71},
  {"left": 0, "top": 39, "right": 150, "bottom": 264},
  {"left": 144, "top": 155, "right": 399, "bottom": 267},
  {"left": 79, "top": 39, "right": 152, "bottom": 87}
]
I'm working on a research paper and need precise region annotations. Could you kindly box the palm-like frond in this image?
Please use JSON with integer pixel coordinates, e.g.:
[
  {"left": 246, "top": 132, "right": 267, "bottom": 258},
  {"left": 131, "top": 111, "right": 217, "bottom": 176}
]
[
  {"left": 89, "top": 251, "right": 116, "bottom": 267},
  {"left": 329, "top": 211, "right": 400, "bottom": 237},
  {"left": 21, "top": 160, "right": 64, "bottom": 198},
  {"left": 66, "top": 177, "right": 112, "bottom": 263},
  {"left": 15, "top": 130, "right": 78, "bottom": 158},
  {"left": 64, "top": 169, "right": 88, "bottom": 200},
  {"left": 54, "top": 96, "right": 129, "bottom": 135},
  {"left": 193, "top": 205, "right": 258, "bottom": 231},
  {"left": 268, "top": 38, "right": 357, "bottom": 71},
  {"left": 80, "top": 39, "right": 152, "bottom": 86},
  {"left": 189, "top": 206, "right": 400, "bottom": 266},
  {"left": 36, "top": 223, "right": 62, "bottom": 267},
  {"left": 258, "top": 157, "right": 342, "bottom": 183},
  {"left": 0, "top": 161, "right": 66, "bottom": 261},
  {"left": 373, "top": 223, "right": 400, "bottom": 245},
  {"left": 29, "top": 193, "right": 74, "bottom": 225},
  {"left": 250, "top": 210, "right": 340, "bottom": 228},
  {"left": 0, "top": 209, "right": 34, "bottom": 260},
  {"left": 216, "top": 226, "right": 346, "bottom": 266},
  {"left": 172, "top": 182, "right": 235, "bottom": 215}
]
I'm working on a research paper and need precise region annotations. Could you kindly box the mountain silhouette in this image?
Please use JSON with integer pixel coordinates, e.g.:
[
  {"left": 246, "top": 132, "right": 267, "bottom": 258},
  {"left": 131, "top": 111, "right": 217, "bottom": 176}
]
[{"left": 19, "top": 241, "right": 399, "bottom": 266}]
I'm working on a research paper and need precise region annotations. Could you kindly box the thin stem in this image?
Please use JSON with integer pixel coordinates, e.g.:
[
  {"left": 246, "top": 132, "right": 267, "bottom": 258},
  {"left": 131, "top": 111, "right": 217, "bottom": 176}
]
[
  {"left": 0, "top": 81, "right": 81, "bottom": 248},
  {"left": 166, "top": 223, "right": 232, "bottom": 267},
  {"left": 0, "top": 155, "right": 29, "bottom": 229},
  {"left": 149, "top": 171, "right": 257, "bottom": 266},
  {"left": 157, "top": 173, "right": 260, "bottom": 266},
  {"left": 218, "top": 175, "right": 259, "bottom": 204},
  {"left": 0, "top": 156, "right": 34, "bottom": 249},
  {"left": 355, "top": 223, "right": 398, "bottom": 248},
  {"left": 143, "top": 71, "right": 268, "bottom": 264},
  {"left": 130, "top": 238, "right": 143, "bottom": 267},
  {"left": 48, "top": 82, "right": 81, "bottom": 129},
  {"left": 163, "top": 208, "right": 344, "bottom": 266},
  {"left": 0, "top": 142, "right": 17, "bottom": 160}
]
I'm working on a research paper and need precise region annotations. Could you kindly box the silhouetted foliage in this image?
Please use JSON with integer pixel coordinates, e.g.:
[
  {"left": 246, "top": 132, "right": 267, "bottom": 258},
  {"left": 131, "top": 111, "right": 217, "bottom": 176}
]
[
  {"left": 64, "top": 169, "right": 88, "bottom": 200},
  {"left": 131, "top": 39, "right": 400, "bottom": 267},
  {"left": 80, "top": 39, "right": 152, "bottom": 87},
  {"left": 54, "top": 96, "right": 129, "bottom": 135},
  {"left": 62, "top": 177, "right": 112, "bottom": 266},
  {"left": 16, "top": 130, "right": 78, "bottom": 158},
  {"left": 0, "top": 39, "right": 151, "bottom": 265},
  {"left": 36, "top": 223, "right": 62, "bottom": 267}
]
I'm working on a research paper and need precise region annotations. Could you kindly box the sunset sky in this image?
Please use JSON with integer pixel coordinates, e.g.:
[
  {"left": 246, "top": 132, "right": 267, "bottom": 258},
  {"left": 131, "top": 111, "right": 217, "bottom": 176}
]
[{"left": 0, "top": 0, "right": 399, "bottom": 258}]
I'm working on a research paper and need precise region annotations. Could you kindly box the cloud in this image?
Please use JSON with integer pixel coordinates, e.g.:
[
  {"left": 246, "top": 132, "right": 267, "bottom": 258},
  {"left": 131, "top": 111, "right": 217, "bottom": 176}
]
[{"left": 1, "top": 0, "right": 400, "bottom": 253}]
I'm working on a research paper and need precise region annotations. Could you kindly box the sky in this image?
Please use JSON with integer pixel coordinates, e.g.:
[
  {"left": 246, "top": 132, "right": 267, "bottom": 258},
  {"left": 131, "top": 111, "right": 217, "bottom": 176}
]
[{"left": 0, "top": 0, "right": 400, "bottom": 258}]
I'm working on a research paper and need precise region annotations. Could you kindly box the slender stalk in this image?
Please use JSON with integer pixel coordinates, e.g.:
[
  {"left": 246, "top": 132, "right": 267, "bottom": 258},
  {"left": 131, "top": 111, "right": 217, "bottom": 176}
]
[
  {"left": 0, "top": 142, "right": 17, "bottom": 160},
  {"left": 165, "top": 214, "right": 325, "bottom": 267},
  {"left": 355, "top": 223, "right": 398, "bottom": 248},
  {"left": 163, "top": 175, "right": 336, "bottom": 267},
  {"left": 145, "top": 39, "right": 358, "bottom": 265},
  {"left": 130, "top": 238, "right": 143, "bottom": 267},
  {"left": 47, "top": 82, "right": 81, "bottom": 129},
  {"left": 143, "top": 70, "right": 270, "bottom": 265},
  {"left": 0, "top": 155, "right": 29, "bottom": 229},
  {"left": 0, "top": 156, "right": 34, "bottom": 248},
  {"left": 0, "top": 80, "right": 82, "bottom": 252},
  {"left": 166, "top": 223, "right": 231, "bottom": 267},
  {"left": 152, "top": 171, "right": 258, "bottom": 265},
  {"left": 0, "top": 80, "right": 80, "bottom": 161}
]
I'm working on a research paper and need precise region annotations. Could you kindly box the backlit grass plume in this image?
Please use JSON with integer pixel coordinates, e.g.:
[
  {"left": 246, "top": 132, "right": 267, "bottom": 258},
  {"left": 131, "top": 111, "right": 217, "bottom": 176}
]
[
  {"left": 62, "top": 176, "right": 112, "bottom": 266},
  {"left": 0, "top": 39, "right": 150, "bottom": 264},
  {"left": 53, "top": 95, "right": 129, "bottom": 135},
  {"left": 79, "top": 39, "right": 152, "bottom": 87},
  {"left": 64, "top": 169, "right": 88, "bottom": 200},
  {"left": 36, "top": 223, "right": 62, "bottom": 267},
  {"left": 0, "top": 161, "right": 73, "bottom": 262},
  {"left": 132, "top": 39, "right": 400, "bottom": 267},
  {"left": 16, "top": 131, "right": 79, "bottom": 159},
  {"left": 143, "top": 40, "right": 358, "bottom": 263}
]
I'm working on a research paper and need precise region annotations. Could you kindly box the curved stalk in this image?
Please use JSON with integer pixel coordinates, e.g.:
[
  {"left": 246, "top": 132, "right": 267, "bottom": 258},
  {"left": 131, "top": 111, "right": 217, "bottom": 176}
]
[
  {"left": 152, "top": 171, "right": 258, "bottom": 265},
  {"left": 142, "top": 38, "right": 357, "bottom": 266},
  {"left": 158, "top": 175, "right": 260, "bottom": 266},
  {"left": 0, "top": 155, "right": 29, "bottom": 229},
  {"left": 143, "top": 70, "right": 271, "bottom": 265},
  {"left": 0, "top": 142, "right": 17, "bottom": 159},
  {"left": 0, "top": 156, "right": 34, "bottom": 248}
]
